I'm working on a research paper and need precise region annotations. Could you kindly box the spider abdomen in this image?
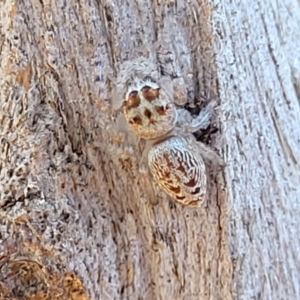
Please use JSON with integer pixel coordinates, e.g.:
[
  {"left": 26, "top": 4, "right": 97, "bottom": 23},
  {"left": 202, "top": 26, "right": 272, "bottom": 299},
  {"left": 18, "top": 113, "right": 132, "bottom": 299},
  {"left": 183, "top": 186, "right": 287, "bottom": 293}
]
[{"left": 148, "top": 136, "right": 207, "bottom": 207}]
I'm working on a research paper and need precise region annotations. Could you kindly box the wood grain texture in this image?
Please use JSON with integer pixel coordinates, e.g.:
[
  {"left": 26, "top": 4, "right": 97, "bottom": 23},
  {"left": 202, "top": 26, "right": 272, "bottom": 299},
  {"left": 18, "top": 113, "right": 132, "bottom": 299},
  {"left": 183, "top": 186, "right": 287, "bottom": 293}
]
[
  {"left": 0, "top": 0, "right": 299, "bottom": 299},
  {"left": 214, "top": 0, "right": 300, "bottom": 298}
]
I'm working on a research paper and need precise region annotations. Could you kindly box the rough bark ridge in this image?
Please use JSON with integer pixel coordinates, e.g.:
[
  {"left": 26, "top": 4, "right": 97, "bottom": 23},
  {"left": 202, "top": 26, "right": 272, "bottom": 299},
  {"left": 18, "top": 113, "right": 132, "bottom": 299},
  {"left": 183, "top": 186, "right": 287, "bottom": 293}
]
[
  {"left": 0, "top": 0, "right": 299, "bottom": 299},
  {"left": 0, "top": 1, "right": 230, "bottom": 299},
  {"left": 215, "top": 0, "right": 300, "bottom": 298}
]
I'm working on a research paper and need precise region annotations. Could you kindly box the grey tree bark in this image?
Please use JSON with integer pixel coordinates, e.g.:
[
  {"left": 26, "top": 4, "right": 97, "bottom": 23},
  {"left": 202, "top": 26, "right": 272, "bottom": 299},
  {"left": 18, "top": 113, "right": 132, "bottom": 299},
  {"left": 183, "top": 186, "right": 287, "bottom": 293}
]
[{"left": 0, "top": 0, "right": 299, "bottom": 300}]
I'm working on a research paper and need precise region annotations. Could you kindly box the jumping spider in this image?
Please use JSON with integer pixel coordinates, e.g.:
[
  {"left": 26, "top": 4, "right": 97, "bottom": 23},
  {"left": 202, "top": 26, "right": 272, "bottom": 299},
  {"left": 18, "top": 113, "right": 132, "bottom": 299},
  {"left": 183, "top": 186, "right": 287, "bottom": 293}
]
[{"left": 112, "top": 57, "right": 223, "bottom": 207}]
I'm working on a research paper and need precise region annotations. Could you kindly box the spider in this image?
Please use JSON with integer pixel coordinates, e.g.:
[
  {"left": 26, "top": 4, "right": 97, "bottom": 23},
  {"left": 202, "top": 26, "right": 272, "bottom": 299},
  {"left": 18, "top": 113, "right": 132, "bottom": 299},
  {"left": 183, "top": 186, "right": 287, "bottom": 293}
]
[{"left": 112, "top": 57, "right": 223, "bottom": 207}]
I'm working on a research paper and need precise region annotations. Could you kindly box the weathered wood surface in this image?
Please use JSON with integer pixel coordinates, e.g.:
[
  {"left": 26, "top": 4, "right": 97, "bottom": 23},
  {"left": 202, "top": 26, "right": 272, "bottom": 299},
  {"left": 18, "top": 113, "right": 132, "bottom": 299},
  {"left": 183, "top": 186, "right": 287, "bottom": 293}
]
[
  {"left": 0, "top": 0, "right": 299, "bottom": 299},
  {"left": 216, "top": 1, "right": 300, "bottom": 299}
]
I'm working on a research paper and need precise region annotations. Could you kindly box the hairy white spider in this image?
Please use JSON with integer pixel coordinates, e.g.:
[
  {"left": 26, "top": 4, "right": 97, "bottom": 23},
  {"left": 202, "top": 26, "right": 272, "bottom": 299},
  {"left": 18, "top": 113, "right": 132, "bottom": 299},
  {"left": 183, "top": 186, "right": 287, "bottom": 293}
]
[
  {"left": 112, "top": 57, "right": 222, "bottom": 207},
  {"left": 112, "top": 58, "right": 186, "bottom": 139}
]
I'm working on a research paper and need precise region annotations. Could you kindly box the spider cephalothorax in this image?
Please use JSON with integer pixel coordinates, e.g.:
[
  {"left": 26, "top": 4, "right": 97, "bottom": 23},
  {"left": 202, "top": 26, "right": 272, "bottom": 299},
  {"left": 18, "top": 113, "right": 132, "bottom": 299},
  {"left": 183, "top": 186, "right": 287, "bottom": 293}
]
[{"left": 123, "top": 79, "right": 177, "bottom": 139}]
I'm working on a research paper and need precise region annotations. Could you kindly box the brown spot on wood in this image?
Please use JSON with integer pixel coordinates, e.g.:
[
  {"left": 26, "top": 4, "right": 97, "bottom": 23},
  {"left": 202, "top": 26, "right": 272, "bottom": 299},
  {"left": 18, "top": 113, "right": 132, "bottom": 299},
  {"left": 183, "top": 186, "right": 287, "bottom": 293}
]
[
  {"left": 16, "top": 64, "right": 32, "bottom": 91},
  {"left": 125, "top": 91, "right": 140, "bottom": 110},
  {"left": 96, "top": 98, "right": 110, "bottom": 112},
  {"left": 144, "top": 109, "right": 152, "bottom": 119},
  {"left": 9, "top": 3, "right": 18, "bottom": 18},
  {"left": 0, "top": 240, "right": 90, "bottom": 299},
  {"left": 142, "top": 86, "right": 160, "bottom": 102}
]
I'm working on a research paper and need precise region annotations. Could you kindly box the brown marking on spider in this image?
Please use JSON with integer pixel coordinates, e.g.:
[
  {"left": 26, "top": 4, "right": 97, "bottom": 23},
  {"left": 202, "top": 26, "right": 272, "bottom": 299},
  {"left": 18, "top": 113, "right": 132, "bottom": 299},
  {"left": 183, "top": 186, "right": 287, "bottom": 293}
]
[
  {"left": 148, "top": 136, "right": 210, "bottom": 207},
  {"left": 142, "top": 85, "right": 160, "bottom": 102},
  {"left": 122, "top": 80, "right": 177, "bottom": 139},
  {"left": 155, "top": 105, "right": 167, "bottom": 116},
  {"left": 129, "top": 116, "right": 143, "bottom": 125},
  {"left": 144, "top": 108, "right": 152, "bottom": 119},
  {"left": 124, "top": 91, "right": 141, "bottom": 110}
]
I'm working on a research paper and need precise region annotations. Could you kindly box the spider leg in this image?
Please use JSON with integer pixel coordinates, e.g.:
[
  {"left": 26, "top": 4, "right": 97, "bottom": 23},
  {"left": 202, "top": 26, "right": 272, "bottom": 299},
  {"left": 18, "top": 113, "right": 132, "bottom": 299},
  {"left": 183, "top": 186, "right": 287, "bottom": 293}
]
[
  {"left": 140, "top": 171, "right": 159, "bottom": 205},
  {"left": 139, "top": 140, "right": 155, "bottom": 173},
  {"left": 180, "top": 101, "right": 217, "bottom": 133},
  {"left": 138, "top": 140, "right": 160, "bottom": 205},
  {"left": 194, "top": 141, "right": 224, "bottom": 169}
]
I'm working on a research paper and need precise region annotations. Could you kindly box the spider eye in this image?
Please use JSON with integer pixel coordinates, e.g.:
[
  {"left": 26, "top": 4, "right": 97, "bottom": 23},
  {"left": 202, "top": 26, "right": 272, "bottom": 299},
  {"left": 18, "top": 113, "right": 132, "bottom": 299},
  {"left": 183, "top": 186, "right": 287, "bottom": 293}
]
[
  {"left": 141, "top": 85, "right": 160, "bottom": 102},
  {"left": 129, "top": 116, "right": 142, "bottom": 125},
  {"left": 141, "top": 86, "right": 151, "bottom": 92},
  {"left": 155, "top": 105, "right": 166, "bottom": 115},
  {"left": 125, "top": 90, "right": 141, "bottom": 109},
  {"left": 128, "top": 90, "right": 138, "bottom": 98}
]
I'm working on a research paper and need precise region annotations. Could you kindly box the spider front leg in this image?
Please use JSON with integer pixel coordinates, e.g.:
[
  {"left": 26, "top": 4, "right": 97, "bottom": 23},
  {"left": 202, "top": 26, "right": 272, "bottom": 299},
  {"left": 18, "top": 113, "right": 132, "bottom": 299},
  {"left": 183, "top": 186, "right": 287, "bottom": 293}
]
[
  {"left": 159, "top": 76, "right": 188, "bottom": 106},
  {"left": 176, "top": 100, "right": 223, "bottom": 168},
  {"left": 176, "top": 100, "right": 217, "bottom": 134},
  {"left": 194, "top": 140, "right": 224, "bottom": 170},
  {"left": 139, "top": 139, "right": 160, "bottom": 205},
  {"left": 138, "top": 140, "right": 155, "bottom": 174}
]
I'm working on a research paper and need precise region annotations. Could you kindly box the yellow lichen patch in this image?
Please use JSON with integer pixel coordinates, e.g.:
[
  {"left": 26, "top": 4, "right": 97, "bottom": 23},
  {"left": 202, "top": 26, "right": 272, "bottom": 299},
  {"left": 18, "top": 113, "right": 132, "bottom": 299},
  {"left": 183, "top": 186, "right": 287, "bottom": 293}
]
[
  {"left": 62, "top": 272, "right": 90, "bottom": 300},
  {"left": 0, "top": 237, "right": 90, "bottom": 300},
  {"left": 16, "top": 64, "right": 32, "bottom": 91},
  {"left": 4, "top": 58, "right": 14, "bottom": 75},
  {"left": 9, "top": 3, "right": 18, "bottom": 18},
  {"left": 202, "top": 0, "right": 212, "bottom": 21},
  {"left": 96, "top": 98, "right": 110, "bottom": 112}
]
